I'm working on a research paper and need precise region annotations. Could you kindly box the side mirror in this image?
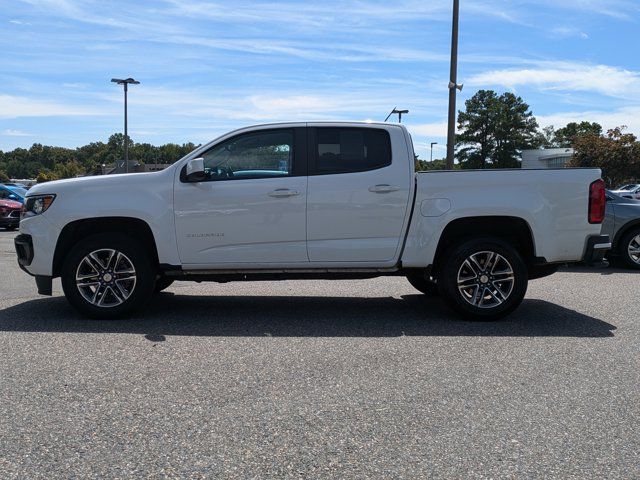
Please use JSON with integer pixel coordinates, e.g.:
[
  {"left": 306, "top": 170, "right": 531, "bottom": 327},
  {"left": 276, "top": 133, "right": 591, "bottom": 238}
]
[
  {"left": 8, "top": 194, "right": 17, "bottom": 200},
  {"left": 185, "top": 157, "right": 206, "bottom": 182}
]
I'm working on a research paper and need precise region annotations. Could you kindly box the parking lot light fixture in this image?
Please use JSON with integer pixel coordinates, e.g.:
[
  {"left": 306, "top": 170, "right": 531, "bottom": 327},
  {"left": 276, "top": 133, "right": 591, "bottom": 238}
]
[
  {"left": 111, "top": 77, "right": 140, "bottom": 173},
  {"left": 384, "top": 107, "right": 410, "bottom": 123}
]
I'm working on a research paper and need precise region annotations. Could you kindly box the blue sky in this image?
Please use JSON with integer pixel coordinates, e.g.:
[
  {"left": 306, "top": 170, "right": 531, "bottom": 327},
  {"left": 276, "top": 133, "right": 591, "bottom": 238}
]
[{"left": 1, "top": 0, "right": 639, "bottom": 159}]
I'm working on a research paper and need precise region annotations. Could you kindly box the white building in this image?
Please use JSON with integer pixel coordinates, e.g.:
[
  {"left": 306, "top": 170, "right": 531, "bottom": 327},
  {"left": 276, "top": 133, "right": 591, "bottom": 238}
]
[{"left": 521, "top": 148, "right": 574, "bottom": 169}]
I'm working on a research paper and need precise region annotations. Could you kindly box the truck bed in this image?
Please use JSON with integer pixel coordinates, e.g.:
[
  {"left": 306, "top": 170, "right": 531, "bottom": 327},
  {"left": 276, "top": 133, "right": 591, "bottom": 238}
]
[{"left": 401, "top": 168, "right": 604, "bottom": 267}]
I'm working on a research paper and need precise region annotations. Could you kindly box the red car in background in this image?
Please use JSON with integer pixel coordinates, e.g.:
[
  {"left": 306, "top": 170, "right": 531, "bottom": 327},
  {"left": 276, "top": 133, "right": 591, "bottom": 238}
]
[{"left": 0, "top": 198, "right": 21, "bottom": 231}]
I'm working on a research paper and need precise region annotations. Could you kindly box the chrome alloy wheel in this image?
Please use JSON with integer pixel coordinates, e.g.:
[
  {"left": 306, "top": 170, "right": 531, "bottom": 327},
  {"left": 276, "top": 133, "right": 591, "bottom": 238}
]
[
  {"left": 457, "top": 251, "right": 515, "bottom": 309},
  {"left": 75, "top": 249, "right": 137, "bottom": 307},
  {"left": 628, "top": 235, "right": 640, "bottom": 265}
]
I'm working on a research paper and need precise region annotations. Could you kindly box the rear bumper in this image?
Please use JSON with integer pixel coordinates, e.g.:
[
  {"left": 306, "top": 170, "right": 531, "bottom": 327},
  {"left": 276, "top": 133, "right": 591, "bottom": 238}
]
[{"left": 583, "top": 235, "right": 611, "bottom": 265}]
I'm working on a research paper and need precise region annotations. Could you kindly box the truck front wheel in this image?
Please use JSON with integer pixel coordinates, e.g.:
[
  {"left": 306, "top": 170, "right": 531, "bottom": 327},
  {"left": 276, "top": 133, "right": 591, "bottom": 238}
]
[
  {"left": 61, "top": 233, "right": 155, "bottom": 319},
  {"left": 438, "top": 238, "right": 528, "bottom": 321}
]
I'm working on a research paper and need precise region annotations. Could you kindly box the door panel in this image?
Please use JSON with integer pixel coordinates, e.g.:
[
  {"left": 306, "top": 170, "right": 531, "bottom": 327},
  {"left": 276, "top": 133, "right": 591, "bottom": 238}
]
[
  {"left": 306, "top": 126, "right": 412, "bottom": 262},
  {"left": 174, "top": 177, "right": 308, "bottom": 264},
  {"left": 173, "top": 127, "right": 308, "bottom": 266}
]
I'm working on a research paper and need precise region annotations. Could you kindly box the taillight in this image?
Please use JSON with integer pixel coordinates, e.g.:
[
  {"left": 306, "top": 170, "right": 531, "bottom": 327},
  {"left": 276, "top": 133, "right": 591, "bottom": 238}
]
[{"left": 589, "top": 179, "right": 606, "bottom": 224}]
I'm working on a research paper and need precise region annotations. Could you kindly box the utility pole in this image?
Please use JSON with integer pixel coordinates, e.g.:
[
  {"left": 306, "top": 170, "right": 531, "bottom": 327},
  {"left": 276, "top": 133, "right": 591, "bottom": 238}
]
[
  {"left": 430, "top": 142, "right": 438, "bottom": 162},
  {"left": 111, "top": 77, "right": 140, "bottom": 173},
  {"left": 446, "top": 0, "right": 462, "bottom": 170}
]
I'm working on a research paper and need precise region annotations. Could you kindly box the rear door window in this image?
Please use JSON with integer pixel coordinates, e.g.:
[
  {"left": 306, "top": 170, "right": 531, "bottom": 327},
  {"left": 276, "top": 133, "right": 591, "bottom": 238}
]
[{"left": 312, "top": 128, "right": 392, "bottom": 175}]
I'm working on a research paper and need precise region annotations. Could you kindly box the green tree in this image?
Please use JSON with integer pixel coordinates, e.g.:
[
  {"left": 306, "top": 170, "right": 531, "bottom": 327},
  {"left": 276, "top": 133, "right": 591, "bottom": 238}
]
[
  {"left": 456, "top": 90, "right": 540, "bottom": 169},
  {"left": 53, "top": 160, "right": 85, "bottom": 179},
  {"left": 554, "top": 121, "right": 602, "bottom": 148},
  {"left": 415, "top": 157, "right": 459, "bottom": 171},
  {"left": 567, "top": 127, "right": 640, "bottom": 187},
  {"left": 0, "top": 169, "right": 9, "bottom": 182},
  {"left": 103, "top": 133, "right": 135, "bottom": 165},
  {"left": 36, "top": 170, "right": 58, "bottom": 183},
  {"left": 535, "top": 125, "right": 557, "bottom": 149}
]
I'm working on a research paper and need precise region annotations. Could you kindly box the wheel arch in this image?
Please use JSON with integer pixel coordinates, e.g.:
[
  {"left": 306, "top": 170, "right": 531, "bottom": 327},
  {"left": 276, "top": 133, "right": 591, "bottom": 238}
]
[
  {"left": 52, "top": 217, "right": 159, "bottom": 277},
  {"left": 431, "top": 216, "right": 537, "bottom": 277},
  {"left": 613, "top": 219, "right": 640, "bottom": 251}
]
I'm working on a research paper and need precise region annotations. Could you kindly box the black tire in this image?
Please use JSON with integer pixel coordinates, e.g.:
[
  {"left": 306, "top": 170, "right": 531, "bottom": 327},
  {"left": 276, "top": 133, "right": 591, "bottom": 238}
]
[
  {"left": 154, "top": 277, "right": 174, "bottom": 293},
  {"left": 438, "top": 237, "right": 528, "bottom": 321},
  {"left": 61, "top": 233, "right": 155, "bottom": 319},
  {"left": 406, "top": 272, "right": 439, "bottom": 296},
  {"left": 618, "top": 227, "right": 640, "bottom": 270}
]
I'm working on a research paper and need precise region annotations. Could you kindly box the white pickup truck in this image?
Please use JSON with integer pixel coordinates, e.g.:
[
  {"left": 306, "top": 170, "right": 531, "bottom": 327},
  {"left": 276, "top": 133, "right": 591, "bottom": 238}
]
[{"left": 15, "top": 122, "right": 610, "bottom": 320}]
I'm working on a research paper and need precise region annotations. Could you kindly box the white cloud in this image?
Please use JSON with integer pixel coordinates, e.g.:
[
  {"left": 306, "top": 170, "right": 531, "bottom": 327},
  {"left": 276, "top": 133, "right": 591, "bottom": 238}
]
[
  {"left": 1, "top": 129, "right": 33, "bottom": 136},
  {"left": 61, "top": 82, "right": 89, "bottom": 88},
  {"left": 6, "top": 0, "right": 638, "bottom": 151},
  {"left": 407, "top": 122, "right": 449, "bottom": 138},
  {"left": 157, "top": 34, "right": 448, "bottom": 63},
  {"left": 545, "top": 0, "right": 637, "bottom": 20},
  {"left": 164, "top": 0, "right": 453, "bottom": 27},
  {"left": 108, "top": 86, "right": 421, "bottom": 123},
  {"left": 467, "top": 62, "right": 640, "bottom": 98},
  {"left": 537, "top": 106, "right": 640, "bottom": 135},
  {"left": 549, "top": 26, "right": 590, "bottom": 39},
  {"left": 0, "top": 94, "right": 105, "bottom": 118}
]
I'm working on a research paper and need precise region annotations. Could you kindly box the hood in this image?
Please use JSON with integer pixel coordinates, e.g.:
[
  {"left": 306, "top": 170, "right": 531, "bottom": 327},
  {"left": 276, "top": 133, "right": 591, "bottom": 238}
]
[
  {"left": 26, "top": 170, "right": 170, "bottom": 196},
  {"left": 0, "top": 199, "right": 22, "bottom": 209}
]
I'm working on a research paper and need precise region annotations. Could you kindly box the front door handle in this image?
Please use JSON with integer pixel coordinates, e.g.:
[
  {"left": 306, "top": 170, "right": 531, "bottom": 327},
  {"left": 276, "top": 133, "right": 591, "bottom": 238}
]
[
  {"left": 268, "top": 189, "right": 300, "bottom": 198},
  {"left": 369, "top": 184, "right": 400, "bottom": 193}
]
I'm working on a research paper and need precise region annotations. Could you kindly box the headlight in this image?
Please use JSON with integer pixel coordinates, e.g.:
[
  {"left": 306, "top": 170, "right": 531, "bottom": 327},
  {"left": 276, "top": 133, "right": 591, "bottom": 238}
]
[{"left": 24, "top": 195, "right": 56, "bottom": 217}]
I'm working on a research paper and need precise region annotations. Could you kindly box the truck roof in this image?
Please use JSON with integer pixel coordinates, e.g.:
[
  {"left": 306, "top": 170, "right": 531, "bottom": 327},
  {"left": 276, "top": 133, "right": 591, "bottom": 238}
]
[{"left": 238, "top": 121, "right": 405, "bottom": 129}]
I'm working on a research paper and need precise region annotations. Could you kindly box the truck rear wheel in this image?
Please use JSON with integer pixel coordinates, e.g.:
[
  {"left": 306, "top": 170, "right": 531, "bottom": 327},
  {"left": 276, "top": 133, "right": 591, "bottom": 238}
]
[
  {"left": 61, "top": 233, "right": 155, "bottom": 319},
  {"left": 438, "top": 238, "right": 528, "bottom": 321}
]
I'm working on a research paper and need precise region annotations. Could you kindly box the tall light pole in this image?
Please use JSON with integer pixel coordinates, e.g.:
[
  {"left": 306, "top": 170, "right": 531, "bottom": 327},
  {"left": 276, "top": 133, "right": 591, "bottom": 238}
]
[
  {"left": 430, "top": 142, "right": 438, "bottom": 162},
  {"left": 446, "top": 0, "right": 462, "bottom": 170},
  {"left": 111, "top": 77, "right": 140, "bottom": 173}
]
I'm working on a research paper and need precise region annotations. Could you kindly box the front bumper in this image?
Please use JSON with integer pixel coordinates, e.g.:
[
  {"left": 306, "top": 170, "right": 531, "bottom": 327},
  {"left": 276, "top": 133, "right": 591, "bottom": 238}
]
[
  {"left": 583, "top": 235, "right": 611, "bottom": 265},
  {"left": 0, "top": 214, "right": 20, "bottom": 228},
  {"left": 14, "top": 214, "right": 59, "bottom": 277},
  {"left": 15, "top": 233, "right": 53, "bottom": 295},
  {"left": 15, "top": 233, "right": 34, "bottom": 268}
]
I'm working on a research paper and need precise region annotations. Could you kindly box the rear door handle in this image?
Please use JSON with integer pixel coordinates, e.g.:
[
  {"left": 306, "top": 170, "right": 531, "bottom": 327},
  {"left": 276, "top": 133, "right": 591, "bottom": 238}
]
[
  {"left": 268, "top": 189, "right": 300, "bottom": 198},
  {"left": 369, "top": 184, "right": 400, "bottom": 193}
]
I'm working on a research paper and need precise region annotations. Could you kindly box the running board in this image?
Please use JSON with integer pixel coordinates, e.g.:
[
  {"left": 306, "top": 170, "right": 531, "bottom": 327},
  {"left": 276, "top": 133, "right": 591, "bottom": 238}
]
[{"left": 163, "top": 267, "right": 401, "bottom": 283}]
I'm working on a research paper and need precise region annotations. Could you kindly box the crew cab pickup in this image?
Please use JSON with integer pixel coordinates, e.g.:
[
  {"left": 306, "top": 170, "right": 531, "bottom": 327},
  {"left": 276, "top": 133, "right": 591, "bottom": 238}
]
[{"left": 15, "top": 122, "right": 610, "bottom": 320}]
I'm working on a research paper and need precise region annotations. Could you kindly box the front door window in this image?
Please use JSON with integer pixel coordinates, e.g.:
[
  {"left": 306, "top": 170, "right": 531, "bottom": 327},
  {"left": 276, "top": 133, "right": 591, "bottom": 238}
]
[{"left": 201, "top": 130, "right": 294, "bottom": 181}]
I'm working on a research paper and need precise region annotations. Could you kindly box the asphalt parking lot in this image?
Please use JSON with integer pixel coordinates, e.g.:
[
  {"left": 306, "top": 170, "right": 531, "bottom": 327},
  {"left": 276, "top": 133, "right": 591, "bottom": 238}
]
[{"left": 0, "top": 230, "right": 638, "bottom": 479}]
